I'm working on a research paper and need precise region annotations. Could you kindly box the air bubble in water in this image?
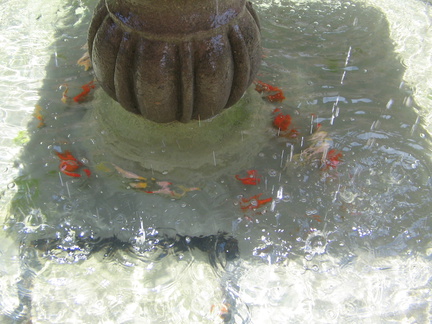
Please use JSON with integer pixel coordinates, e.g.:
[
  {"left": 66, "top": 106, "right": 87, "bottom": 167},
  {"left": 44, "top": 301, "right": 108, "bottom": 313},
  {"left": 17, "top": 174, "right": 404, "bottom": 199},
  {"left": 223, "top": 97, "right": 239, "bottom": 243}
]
[
  {"left": 304, "top": 231, "right": 328, "bottom": 255},
  {"left": 268, "top": 169, "right": 277, "bottom": 177}
]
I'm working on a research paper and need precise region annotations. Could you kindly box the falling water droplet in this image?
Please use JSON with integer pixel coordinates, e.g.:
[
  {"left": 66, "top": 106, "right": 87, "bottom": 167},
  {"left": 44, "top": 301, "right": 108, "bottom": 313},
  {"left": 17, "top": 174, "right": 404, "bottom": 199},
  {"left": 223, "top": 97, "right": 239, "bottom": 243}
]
[
  {"left": 386, "top": 99, "right": 394, "bottom": 109},
  {"left": 213, "top": 151, "right": 217, "bottom": 166},
  {"left": 280, "top": 149, "right": 285, "bottom": 167}
]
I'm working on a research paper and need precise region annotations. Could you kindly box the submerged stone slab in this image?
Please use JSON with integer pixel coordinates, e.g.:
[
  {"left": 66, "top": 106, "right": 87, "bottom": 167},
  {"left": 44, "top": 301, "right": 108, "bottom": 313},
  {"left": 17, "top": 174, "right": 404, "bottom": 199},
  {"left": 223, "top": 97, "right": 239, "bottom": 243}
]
[{"left": 84, "top": 87, "right": 271, "bottom": 181}]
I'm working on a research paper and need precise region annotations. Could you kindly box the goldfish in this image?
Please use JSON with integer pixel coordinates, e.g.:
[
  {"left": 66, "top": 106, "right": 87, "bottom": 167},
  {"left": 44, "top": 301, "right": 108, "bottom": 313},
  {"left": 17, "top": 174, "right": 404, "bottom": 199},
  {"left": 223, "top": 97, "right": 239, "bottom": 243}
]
[
  {"left": 73, "top": 80, "right": 96, "bottom": 103},
  {"left": 235, "top": 170, "right": 261, "bottom": 185},
  {"left": 33, "top": 104, "right": 45, "bottom": 128},
  {"left": 145, "top": 181, "right": 199, "bottom": 198},
  {"left": 56, "top": 150, "right": 91, "bottom": 178},
  {"left": 267, "top": 91, "right": 286, "bottom": 102},
  {"left": 56, "top": 150, "right": 77, "bottom": 161},
  {"left": 210, "top": 303, "right": 230, "bottom": 321},
  {"left": 307, "top": 214, "right": 322, "bottom": 222},
  {"left": 77, "top": 51, "right": 92, "bottom": 71},
  {"left": 61, "top": 81, "right": 96, "bottom": 104},
  {"left": 144, "top": 181, "right": 199, "bottom": 198},
  {"left": 273, "top": 113, "right": 291, "bottom": 131},
  {"left": 240, "top": 193, "right": 272, "bottom": 210},
  {"left": 254, "top": 80, "right": 282, "bottom": 93},
  {"left": 60, "top": 84, "right": 69, "bottom": 104},
  {"left": 283, "top": 128, "right": 300, "bottom": 139},
  {"left": 254, "top": 80, "right": 285, "bottom": 103},
  {"left": 272, "top": 110, "right": 299, "bottom": 138},
  {"left": 323, "top": 149, "right": 343, "bottom": 170},
  {"left": 300, "top": 130, "right": 333, "bottom": 162},
  {"left": 129, "top": 182, "right": 148, "bottom": 189},
  {"left": 113, "top": 164, "right": 199, "bottom": 198},
  {"left": 143, "top": 181, "right": 172, "bottom": 195},
  {"left": 113, "top": 164, "right": 146, "bottom": 180},
  {"left": 295, "top": 128, "right": 343, "bottom": 171}
]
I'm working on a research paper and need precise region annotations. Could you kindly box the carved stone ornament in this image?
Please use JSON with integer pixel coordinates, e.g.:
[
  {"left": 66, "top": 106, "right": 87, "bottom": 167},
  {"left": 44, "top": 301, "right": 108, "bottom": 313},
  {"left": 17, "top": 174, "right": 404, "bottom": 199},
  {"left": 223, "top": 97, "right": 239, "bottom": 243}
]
[{"left": 88, "top": 0, "right": 261, "bottom": 123}]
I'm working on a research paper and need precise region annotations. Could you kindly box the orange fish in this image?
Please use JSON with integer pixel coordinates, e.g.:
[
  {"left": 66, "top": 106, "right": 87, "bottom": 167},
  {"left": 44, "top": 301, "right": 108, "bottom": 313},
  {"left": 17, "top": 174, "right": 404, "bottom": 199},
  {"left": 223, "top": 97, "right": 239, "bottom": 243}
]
[
  {"left": 282, "top": 128, "right": 300, "bottom": 139},
  {"left": 33, "top": 105, "right": 45, "bottom": 128},
  {"left": 307, "top": 214, "right": 322, "bottom": 222},
  {"left": 254, "top": 80, "right": 282, "bottom": 93},
  {"left": 254, "top": 80, "right": 285, "bottom": 103},
  {"left": 60, "top": 84, "right": 70, "bottom": 104},
  {"left": 56, "top": 150, "right": 77, "bottom": 161},
  {"left": 114, "top": 164, "right": 199, "bottom": 198},
  {"left": 240, "top": 193, "right": 272, "bottom": 210},
  {"left": 73, "top": 80, "right": 96, "bottom": 103},
  {"left": 235, "top": 170, "right": 261, "bottom": 185},
  {"left": 323, "top": 149, "right": 343, "bottom": 170},
  {"left": 273, "top": 113, "right": 291, "bottom": 131},
  {"left": 77, "top": 51, "right": 92, "bottom": 71},
  {"left": 267, "top": 92, "right": 286, "bottom": 102},
  {"left": 56, "top": 150, "right": 91, "bottom": 178}
]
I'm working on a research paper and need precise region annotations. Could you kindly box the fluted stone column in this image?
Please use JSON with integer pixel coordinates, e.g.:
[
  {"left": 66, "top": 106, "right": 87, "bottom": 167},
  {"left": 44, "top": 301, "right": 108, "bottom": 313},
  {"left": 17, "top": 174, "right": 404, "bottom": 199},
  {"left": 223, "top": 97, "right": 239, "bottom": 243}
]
[{"left": 88, "top": 0, "right": 261, "bottom": 123}]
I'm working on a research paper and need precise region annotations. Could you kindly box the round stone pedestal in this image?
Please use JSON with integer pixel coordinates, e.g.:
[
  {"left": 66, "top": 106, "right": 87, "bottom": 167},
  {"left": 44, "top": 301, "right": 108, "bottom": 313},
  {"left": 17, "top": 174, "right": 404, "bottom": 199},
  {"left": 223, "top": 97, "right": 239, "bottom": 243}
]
[{"left": 88, "top": 0, "right": 261, "bottom": 123}]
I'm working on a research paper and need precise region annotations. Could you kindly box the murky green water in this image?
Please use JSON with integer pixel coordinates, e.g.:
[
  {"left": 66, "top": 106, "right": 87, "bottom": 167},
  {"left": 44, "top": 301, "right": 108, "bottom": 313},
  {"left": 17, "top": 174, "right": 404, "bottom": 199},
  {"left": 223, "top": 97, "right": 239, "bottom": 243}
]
[{"left": 1, "top": 0, "right": 431, "bottom": 323}]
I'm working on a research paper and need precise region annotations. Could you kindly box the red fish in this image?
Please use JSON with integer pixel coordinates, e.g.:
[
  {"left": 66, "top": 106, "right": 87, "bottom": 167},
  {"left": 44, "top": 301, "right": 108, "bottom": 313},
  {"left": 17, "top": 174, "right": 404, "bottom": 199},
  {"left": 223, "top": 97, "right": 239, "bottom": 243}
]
[
  {"left": 240, "top": 193, "right": 272, "bottom": 210},
  {"left": 273, "top": 113, "right": 291, "bottom": 131},
  {"left": 56, "top": 150, "right": 91, "bottom": 177},
  {"left": 282, "top": 128, "right": 299, "bottom": 139},
  {"left": 254, "top": 80, "right": 281, "bottom": 93},
  {"left": 56, "top": 150, "right": 77, "bottom": 161},
  {"left": 323, "top": 149, "right": 343, "bottom": 170},
  {"left": 254, "top": 80, "right": 286, "bottom": 103},
  {"left": 73, "top": 80, "right": 96, "bottom": 103},
  {"left": 235, "top": 170, "right": 261, "bottom": 185},
  {"left": 307, "top": 214, "right": 322, "bottom": 222},
  {"left": 33, "top": 105, "right": 45, "bottom": 128},
  {"left": 267, "top": 92, "right": 286, "bottom": 102}
]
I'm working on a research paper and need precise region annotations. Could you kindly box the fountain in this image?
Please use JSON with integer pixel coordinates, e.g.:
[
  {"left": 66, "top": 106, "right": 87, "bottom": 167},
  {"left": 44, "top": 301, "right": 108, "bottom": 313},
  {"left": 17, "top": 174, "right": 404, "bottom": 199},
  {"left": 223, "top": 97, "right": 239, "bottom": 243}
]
[{"left": 0, "top": 0, "right": 431, "bottom": 323}]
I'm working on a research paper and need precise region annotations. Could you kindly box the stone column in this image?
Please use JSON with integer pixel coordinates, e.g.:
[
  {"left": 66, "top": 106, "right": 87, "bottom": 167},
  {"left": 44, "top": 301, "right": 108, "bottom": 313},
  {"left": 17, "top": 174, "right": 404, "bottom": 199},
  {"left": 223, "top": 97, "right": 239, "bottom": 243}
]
[{"left": 88, "top": 0, "right": 261, "bottom": 123}]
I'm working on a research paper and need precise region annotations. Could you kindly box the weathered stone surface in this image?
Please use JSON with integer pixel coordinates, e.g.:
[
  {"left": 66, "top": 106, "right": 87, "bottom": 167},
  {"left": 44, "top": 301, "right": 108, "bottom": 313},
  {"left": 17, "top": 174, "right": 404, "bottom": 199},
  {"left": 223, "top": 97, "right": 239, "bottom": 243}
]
[{"left": 88, "top": 0, "right": 261, "bottom": 123}]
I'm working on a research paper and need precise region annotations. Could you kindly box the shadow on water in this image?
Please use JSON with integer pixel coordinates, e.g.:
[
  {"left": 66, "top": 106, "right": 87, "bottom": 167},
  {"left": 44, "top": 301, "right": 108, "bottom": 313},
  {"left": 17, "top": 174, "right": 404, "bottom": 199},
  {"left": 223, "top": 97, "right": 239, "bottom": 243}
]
[{"left": 1, "top": 0, "right": 432, "bottom": 323}]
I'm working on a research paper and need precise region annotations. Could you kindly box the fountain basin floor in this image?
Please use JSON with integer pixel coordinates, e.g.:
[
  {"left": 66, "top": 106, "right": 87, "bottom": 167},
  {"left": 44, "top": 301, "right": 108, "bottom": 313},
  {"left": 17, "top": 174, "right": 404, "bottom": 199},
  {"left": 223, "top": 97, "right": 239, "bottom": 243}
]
[{"left": 1, "top": 0, "right": 432, "bottom": 323}]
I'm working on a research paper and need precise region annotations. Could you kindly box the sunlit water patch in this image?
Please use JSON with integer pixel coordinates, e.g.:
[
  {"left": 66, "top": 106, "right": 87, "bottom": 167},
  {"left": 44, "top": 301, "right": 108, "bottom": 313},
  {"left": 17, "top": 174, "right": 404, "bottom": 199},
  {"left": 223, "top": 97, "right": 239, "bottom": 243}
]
[{"left": 1, "top": 0, "right": 431, "bottom": 323}]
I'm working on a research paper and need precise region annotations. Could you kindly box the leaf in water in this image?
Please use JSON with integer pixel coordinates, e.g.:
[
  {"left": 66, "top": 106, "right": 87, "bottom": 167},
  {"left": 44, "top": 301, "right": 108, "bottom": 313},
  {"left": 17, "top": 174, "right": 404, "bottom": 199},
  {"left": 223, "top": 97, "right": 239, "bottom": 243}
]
[{"left": 13, "top": 130, "right": 30, "bottom": 146}]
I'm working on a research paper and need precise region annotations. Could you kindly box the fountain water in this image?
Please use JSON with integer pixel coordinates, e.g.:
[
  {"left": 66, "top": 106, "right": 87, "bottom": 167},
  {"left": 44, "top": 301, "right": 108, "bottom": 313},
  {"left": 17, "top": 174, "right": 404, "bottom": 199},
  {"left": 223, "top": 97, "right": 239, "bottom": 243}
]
[{"left": 0, "top": 0, "right": 431, "bottom": 323}]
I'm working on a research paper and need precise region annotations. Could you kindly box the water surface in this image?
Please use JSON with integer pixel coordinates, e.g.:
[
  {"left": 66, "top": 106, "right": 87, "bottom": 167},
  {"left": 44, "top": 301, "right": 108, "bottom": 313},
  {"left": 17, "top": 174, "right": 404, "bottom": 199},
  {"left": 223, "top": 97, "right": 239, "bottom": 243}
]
[{"left": 0, "top": 0, "right": 431, "bottom": 322}]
